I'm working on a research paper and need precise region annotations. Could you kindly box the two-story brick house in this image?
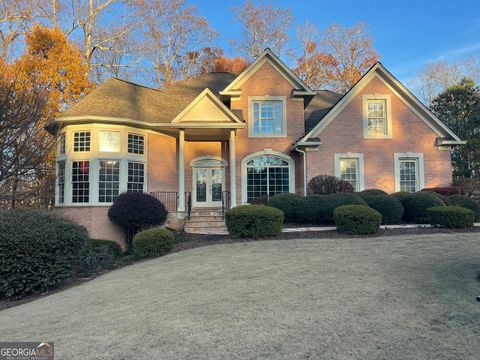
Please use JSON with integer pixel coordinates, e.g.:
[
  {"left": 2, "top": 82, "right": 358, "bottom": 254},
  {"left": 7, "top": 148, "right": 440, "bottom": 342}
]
[{"left": 47, "top": 48, "right": 464, "bottom": 244}]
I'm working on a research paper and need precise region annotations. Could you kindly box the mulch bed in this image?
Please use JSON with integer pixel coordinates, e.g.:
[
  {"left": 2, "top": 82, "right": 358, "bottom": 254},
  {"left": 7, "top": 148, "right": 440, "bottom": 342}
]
[{"left": 2, "top": 226, "right": 479, "bottom": 311}]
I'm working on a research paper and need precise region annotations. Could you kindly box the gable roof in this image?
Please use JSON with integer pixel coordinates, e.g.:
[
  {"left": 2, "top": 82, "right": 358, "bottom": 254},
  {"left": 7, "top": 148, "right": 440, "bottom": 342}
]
[
  {"left": 304, "top": 90, "right": 343, "bottom": 133},
  {"left": 300, "top": 62, "right": 464, "bottom": 144},
  {"left": 171, "top": 88, "right": 242, "bottom": 124},
  {"left": 59, "top": 72, "right": 237, "bottom": 124},
  {"left": 220, "top": 48, "right": 316, "bottom": 96}
]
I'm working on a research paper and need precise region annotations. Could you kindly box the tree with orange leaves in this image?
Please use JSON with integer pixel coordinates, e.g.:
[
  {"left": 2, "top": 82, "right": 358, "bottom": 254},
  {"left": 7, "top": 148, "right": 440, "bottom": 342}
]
[
  {"left": 296, "top": 22, "right": 379, "bottom": 93},
  {"left": 213, "top": 56, "right": 249, "bottom": 75}
]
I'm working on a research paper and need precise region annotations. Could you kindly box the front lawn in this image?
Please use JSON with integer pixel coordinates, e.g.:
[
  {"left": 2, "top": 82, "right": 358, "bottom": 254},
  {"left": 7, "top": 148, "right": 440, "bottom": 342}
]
[{"left": 1, "top": 233, "right": 479, "bottom": 359}]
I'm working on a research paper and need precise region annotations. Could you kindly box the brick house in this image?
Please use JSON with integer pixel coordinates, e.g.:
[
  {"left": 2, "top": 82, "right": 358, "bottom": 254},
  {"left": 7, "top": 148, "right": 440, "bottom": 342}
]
[{"left": 47, "top": 48, "right": 464, "bottom": 244}]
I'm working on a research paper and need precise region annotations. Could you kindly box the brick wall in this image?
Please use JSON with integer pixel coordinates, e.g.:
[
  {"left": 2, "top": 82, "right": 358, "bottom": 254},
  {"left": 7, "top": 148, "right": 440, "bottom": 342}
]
[{"left": 306, "top": 76, "right": 452, "bottom": 193}]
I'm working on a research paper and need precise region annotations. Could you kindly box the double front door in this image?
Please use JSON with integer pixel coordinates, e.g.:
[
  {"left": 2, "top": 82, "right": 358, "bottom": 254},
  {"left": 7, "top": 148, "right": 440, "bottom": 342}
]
[{"left": 193, "top": 167, "right": 224, "bottom": 207}]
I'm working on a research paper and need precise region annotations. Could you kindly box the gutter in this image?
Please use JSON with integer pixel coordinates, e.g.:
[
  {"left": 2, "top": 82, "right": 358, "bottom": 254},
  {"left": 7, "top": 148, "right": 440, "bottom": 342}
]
[{"left": 293, "top": 140, "right": 321, "bottom": 196}]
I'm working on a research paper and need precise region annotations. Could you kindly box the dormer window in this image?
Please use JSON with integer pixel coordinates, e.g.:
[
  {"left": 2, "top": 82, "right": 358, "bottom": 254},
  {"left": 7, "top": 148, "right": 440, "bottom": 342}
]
[
  {"left": 363, "top": 95, "right": 392, "bottom": 139},
  {"left": 249, "top": 96, "right": 286, "bottom": 137}
]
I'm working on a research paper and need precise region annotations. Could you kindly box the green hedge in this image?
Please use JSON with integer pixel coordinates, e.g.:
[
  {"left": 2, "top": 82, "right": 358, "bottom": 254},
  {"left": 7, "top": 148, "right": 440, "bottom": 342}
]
[
  {"left": 427, "top": 206, "right": 475, "bottom": 228},
  {"left": 391, "top": 191, "right": 411, "bottom": 203},
  {"left": 267, "top": 193, "right": 302, "bottom": 222},
  {"left": 402, "top": 192, "right": 445, "bottom": 223},
  {"left": 361, "top": 189, "right": 388, "bottom": 196},
  {"left": 0, "top": 209, "right": 88, "bottom": 298},
  {"left": 76, "top": 239, "right": 123, "bottom": 276},
  {"left": 333, "top": 205, "right": 382, "bottom": 235},
  {"left": 225, "top": 205, "right": 284, "bottom": 238},
  {"left": 357, "top": 193, "right": 404, "bottom": 224},
  {"left": 133, "top": 227, "right": 175, "bottom": 259},
  {"left": 444, "top": 195, "right": 480, "bottom": 221}
]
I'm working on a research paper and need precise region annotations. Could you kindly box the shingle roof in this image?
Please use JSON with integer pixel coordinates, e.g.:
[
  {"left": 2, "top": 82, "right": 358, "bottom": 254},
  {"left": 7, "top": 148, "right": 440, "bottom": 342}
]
[
  {"left": 61, "top": 72, "right": 237, "bottom": 123},
  {"left": 304, "top": 90, "right": 343, "bottom": 133}
]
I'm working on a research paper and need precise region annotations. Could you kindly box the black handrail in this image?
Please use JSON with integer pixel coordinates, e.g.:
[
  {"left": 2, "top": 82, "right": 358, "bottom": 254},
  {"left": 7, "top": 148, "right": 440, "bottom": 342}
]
[
  {"left": 150, "top": 191, "right": 178, "bottom": 212},
  {"left": 185, "top": 192, "right": 192, "bottom": 219},
  {"left": 221, "top": 190, "right": 230, "bottom": 218}
]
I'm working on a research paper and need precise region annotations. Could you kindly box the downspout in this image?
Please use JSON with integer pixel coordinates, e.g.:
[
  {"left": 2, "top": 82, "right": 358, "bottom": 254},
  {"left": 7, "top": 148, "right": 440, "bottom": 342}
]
[{"left": 295, "top": 147, "right": 307, "bottom": 196}]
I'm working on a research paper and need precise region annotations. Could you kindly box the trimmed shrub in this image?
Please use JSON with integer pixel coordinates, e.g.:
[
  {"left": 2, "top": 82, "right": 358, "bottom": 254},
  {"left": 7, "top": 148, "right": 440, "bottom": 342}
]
[
  {"left": 422, "top": 186, "right": 461, "bottom": 196},
  {"left": 296, "top": 195, "right": 328, "bottom": 224},
  {"left": 225, "top": 205, "right": 284, "bottom": 238},
  {"left": 249, "top": 195, "right": 268, "bottom": 205},
  {"left": 333, "top": 205, "right": 382, "bottom": 235},
  {"left": 108, "top": 192, "right": 168, "bottom": 251},
  {"left": 133, "top": 227, "right": 175, "bottom": 259},
  {"left": 322, "top": 193, "right": 368, "bottom": 224},
  {"left": 307, "top": 175, "right": 354, "bottom": 195},
  {"left": 361, "top": 189, "right": 388, "bottom": 196},
  {"left": 391, "top": 191, "right": 411, "bottom": 203},
  {"left": 402, "top": 192, "right": 445, "bottom": 223},
  {"left": 358, "top": 193, "right": 404, "bottom": 224},
  {"left": 76, "top": 239, "right": 123, "bottom": 276},
  {"left": 427, "top": 206, "right": 475, "bottom": 228},
  {"left": 267, "top": 193, "right": 302, "bottom": 222},
  {"left": 0, "top": 209, "right": 88, "bottom": 298},
  {"left": 445, "top": 195, "right": 480, "bottom": 221}
]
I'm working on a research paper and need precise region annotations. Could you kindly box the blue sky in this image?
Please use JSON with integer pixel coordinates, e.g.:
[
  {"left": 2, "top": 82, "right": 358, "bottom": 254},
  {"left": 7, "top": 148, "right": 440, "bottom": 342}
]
[{"left": 189, "top": 0, "right": 480, "bottom": 84}]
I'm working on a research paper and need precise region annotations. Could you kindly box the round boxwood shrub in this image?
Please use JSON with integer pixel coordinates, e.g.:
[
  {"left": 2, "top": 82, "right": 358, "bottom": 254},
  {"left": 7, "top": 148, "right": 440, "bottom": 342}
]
[
  {"left": 108, "top": 192, "right": 168, "bottom": 251},
  {"left": 76, "top": 239, "right": 123, "bottom": 276},
  {"left": 421, "top": 186, "right": 461, "bottom": 196},
  {"left": 307, "top": 175, "right": 354, "bottom": 195},
  {"left": 333, "top": 205, "right": 382, "bottom": 235},
  {"left": 133, "top": 227, "right": 175, "bottom": 259},
  {"left": 0, "top": 209, "right": 88, "bottom": 298},
  {"left": 267, "top": 193, "right": 302, "bottom": 222},
  {"left": 402, "top": 192, "right": 445, "bottom": 223},
  {"left": 427, "top": 206, "right": 475, "bottom": 228},
  {"left": 361, "top": 189, "right": 388, "bottom": 196},
  {"left": 391, "top": 191, "right": 411, "bottom": 203},
  {"left": 225, "top": 205, "right": 284, "bottom": 238},
  {"left": 322, "top": 193, "right": 368, "bottom": 224},
  {"left": 444, "top": 195, "right": 480, "bottom": 221},
  {"left": 357, "top": 193, "right": 404, "bottom": 224},
  {"left": 296, "top": 195, "right": 328, "bottom": 224}
]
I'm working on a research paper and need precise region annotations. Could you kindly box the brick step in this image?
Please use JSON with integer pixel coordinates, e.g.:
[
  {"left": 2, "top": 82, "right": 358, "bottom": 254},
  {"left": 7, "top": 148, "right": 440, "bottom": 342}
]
[
  {"left": 185, "top": 226, "right": 228, "bottom": 234},
  {"left": 186, "top": 220, "right": 226, "bottom": 227},
  {"left": 190, "top": 211, "right": 223, "bottom": 217},
  {"left": 187, "top": 216, "right": 224, "bottom": 222}
]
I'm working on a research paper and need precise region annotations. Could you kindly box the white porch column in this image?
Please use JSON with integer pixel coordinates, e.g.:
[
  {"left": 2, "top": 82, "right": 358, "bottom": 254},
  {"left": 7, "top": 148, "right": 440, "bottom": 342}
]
[
  {"left": 229, "top": 130, "right": 237, "bottom": 208},
  {"left": 177, "top": 130, "right": 185, "bottom": 212}
]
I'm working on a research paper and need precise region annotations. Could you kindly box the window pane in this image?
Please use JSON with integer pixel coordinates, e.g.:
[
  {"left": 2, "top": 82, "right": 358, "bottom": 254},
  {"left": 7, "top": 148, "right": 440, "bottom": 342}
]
[
  {"left": 58, "top": 134, "right": 66, "bottom": 155},
  {"left": 253, "top": 102, "right": 260, "bottom": 135},
  {"left": 246, "top": 154, "right": 289, "bottom": 202},
  {"left": 368, "top": 101, "right": 385, "bottom": 118},
  {"left": 72, "top": 161, "right": 89, "bottom": 203},
  {"left": 400, "top": 159, "right": 417, "bottom": 192},
  {"left": 98, "top": 160, "right": 120, "bottom": 202},
  {"left": 339, "top": 158, "right": 358, "bottom": 191},
  {"left": 73, "top": 131, "right": 90, "bottom": 152},
  {"left": 367, "top": 100, "right": 387, "bottom": 136},
  {"left": 57, "top": 161, "right": 65, "bottom": 204},
  {"left": 100, "top": 131, "right": 120, "bottom": 152},
  {"left": 127, "top": 162, "right": 145, "bottom": 193},
  {"left": 252, "top": 101, "right": 283, "bottom": 136},
  {"left": 128, "top": 133, "right": 145, "bottom": 154}
]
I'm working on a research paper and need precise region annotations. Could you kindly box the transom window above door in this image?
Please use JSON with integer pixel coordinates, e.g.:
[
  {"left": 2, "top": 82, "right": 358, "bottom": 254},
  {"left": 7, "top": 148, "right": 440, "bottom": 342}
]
[
  {"left": 363, "top": 95, "right": 392, "bottom": 139},
  {"left": 249, "top": 97, "right": 286, "bottom": 137}
]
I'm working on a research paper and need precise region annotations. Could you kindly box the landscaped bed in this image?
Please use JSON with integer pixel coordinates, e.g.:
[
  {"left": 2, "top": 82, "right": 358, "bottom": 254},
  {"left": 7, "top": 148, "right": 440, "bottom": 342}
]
[{"left": 0, "top": 233, "right": 479, "bottom": 359}]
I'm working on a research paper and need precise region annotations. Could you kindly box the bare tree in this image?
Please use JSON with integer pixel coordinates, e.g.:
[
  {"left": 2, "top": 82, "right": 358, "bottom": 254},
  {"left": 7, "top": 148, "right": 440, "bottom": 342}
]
[
  {"left": 132, "top": 0, "right": 217, "bottom": 88},
  {"left": 231, "top": 0, "right": 292, "bottom": 59},
  {"left": 416, "top": 62, "right": 462, "bottom": 105},
  {"left": 0, "top": 0, "right": 34, "bottom": 60},
  {"left": 0, "top": 63, "right": 54, "bottom": 208}
]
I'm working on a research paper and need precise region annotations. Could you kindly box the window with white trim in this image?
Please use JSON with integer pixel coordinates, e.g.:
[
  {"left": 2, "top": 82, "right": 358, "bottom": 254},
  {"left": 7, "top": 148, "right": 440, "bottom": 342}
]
[
  {"left": 72, "top": 161, "right": 90, "bottom": 203},
  {"left": 339, "top": 158, "right": 359, "bottom": 191},
  {"left": 99, "top": 131, "right": 120, "bottom": 152},
  {"left": 246, "top": 155, "right": 289, "bottom": 202},
  {"left": 363, "top": 95, "right": 392, "bottom": 139},
  {"left": 58, "top": 133, "right": 66, "bottom": 155},
  {"left": 251, "top": 100, "right": 284, "bottom": 137},
  {"left": 73, "top": 131, "right": 91, "bottom": 152},
  {"left": 128, "top": 133, "right": 145, "bottom": 155},
  {"left": 399, "top": 159, "right": 419, "bottom": 192},
  {"left": 98, "top": 160, "right": 120, "bottom": 202},
  {"left": 127, "top": 162, "right": 145, "bottom": 192},
  {"left": 57, "top": 161, "right": 65, "bottom": 204}
]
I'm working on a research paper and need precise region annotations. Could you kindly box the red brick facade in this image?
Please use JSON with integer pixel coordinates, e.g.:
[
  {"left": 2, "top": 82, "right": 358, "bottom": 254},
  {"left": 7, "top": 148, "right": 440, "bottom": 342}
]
[{"left": 54, "top": 57, "right": 456, "bottom": 246}]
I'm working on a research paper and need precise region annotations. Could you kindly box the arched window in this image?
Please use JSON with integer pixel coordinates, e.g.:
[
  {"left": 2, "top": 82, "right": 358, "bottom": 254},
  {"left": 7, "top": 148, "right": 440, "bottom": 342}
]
[{"left": 243, "top": 152, "right": 294, "bottom": 203}]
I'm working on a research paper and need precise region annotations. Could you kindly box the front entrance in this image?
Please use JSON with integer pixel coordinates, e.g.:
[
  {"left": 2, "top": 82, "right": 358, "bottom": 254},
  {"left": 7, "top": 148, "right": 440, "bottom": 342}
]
[{"left": 192, "top": 157, "right": 227, "bottom": 207}]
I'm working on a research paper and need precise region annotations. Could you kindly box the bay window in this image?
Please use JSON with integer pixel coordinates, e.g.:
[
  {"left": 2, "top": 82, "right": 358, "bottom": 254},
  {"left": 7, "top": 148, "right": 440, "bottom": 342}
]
[
  {"left": 73, "top": 131, "right": 91, "bottom": 152},
  {"left": 72, "top": 161, "right": 90, "bottom": 203},
  {"left": 99, "top": 160, "right": 120, "bottom": 202},
  {"left": 99, "top": 131, "right": 120, "bottom": 152},
  {"left": 127, "top": 162, "right": 145, "bottom": 192}
]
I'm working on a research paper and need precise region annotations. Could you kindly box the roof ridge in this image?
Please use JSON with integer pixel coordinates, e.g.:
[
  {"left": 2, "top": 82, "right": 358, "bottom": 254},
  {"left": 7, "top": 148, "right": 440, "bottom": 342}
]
[{"left": 109, "top": 78, "right": 163, "bottom": 92}]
